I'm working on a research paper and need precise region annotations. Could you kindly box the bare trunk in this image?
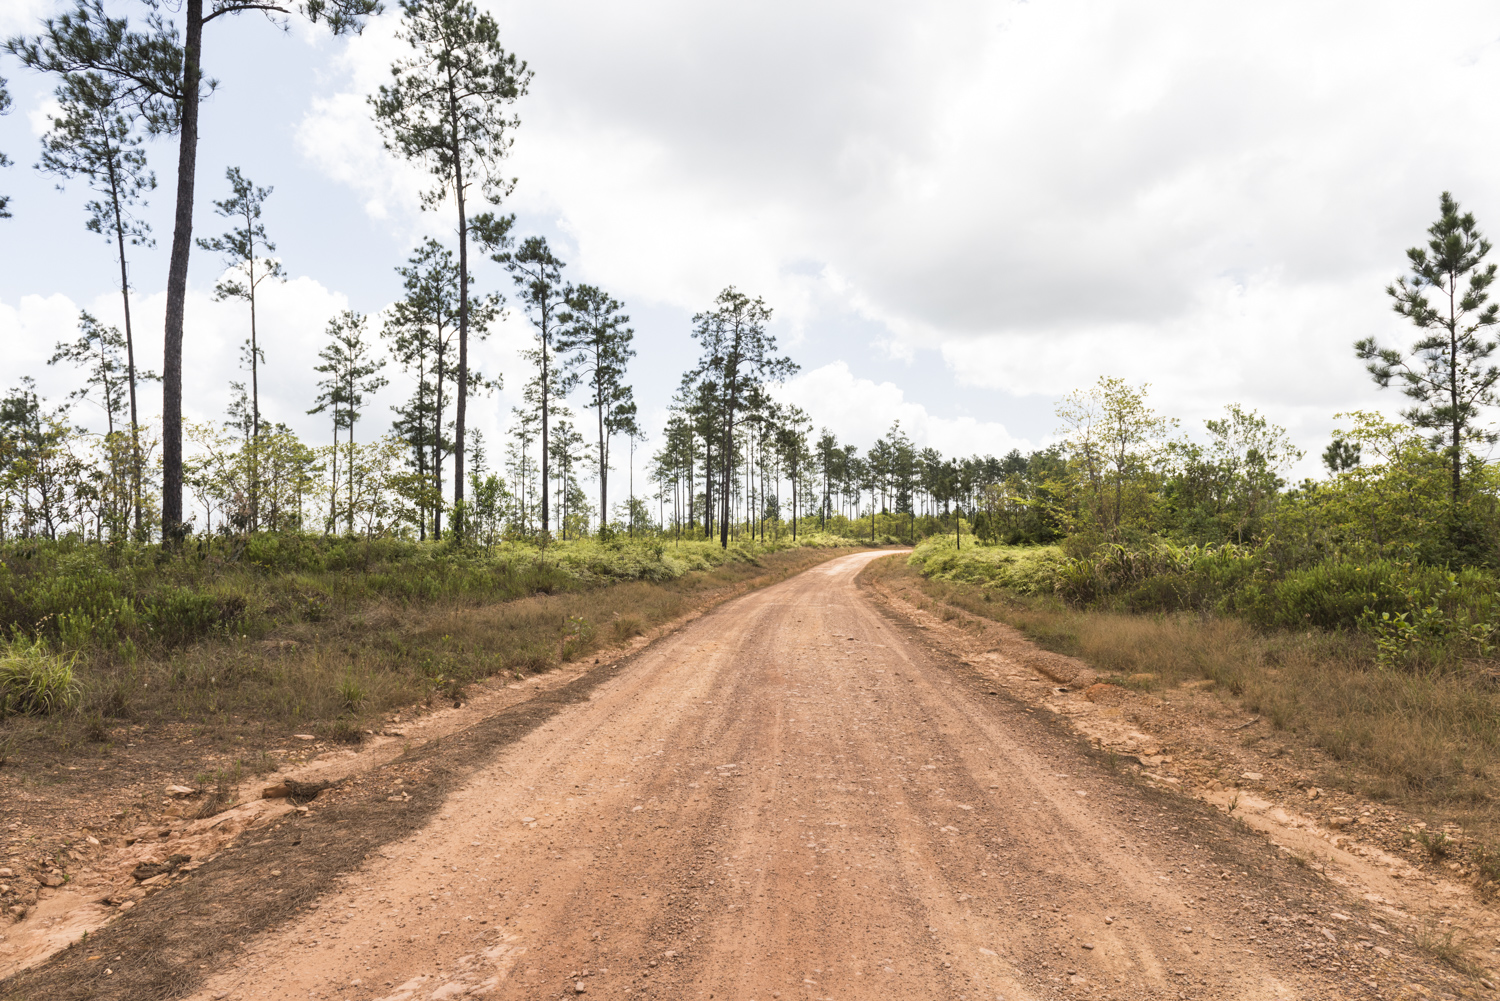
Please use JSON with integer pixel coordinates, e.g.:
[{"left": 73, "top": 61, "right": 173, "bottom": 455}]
[
  {"left": 541, "top": 323, "right": 550, "bottom": 537},
  {"left": 434, "top": 322, "right": 445, "bottom": 539},
  {"left": 162, "top": 0, "right": 204, "bottom": 545},
  {"left": 109, "top": 165, "right": 144, "bottom": 540},
  {"left": 453, "top": 131, "right": 469, "bottom": 538}
]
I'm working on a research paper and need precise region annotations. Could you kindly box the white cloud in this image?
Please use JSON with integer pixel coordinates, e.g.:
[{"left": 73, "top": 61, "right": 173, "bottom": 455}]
[{"left": 15, "top": 0, "right": 1500, "bottom": 479}]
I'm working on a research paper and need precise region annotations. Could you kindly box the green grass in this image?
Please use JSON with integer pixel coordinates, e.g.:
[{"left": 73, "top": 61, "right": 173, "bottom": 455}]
[
  {"left": 0, "top": 535, "right": 860, "bottom": 758},
  {"left": 0, "top": 639, "right": 80, "bottom": 718}
]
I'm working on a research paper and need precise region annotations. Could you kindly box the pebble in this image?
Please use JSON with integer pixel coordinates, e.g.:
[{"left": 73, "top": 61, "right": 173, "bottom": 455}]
[{"left": 575, "top": 982, "right": 587, "bottom": 993}]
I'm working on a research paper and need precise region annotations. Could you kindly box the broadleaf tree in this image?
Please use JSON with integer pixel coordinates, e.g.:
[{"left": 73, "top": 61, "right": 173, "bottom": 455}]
[
  {"left": 370, "top": 0, "right": 529, "bottom": 537},
  {"left": 1356, "top": 191, "right": 1500, "bottom": 504},
  {"left": 8, "top": 0, "right": 380, "bottom": 544},
  {"left": 36, "top": 68, "right": 156, "bottom": 537}
]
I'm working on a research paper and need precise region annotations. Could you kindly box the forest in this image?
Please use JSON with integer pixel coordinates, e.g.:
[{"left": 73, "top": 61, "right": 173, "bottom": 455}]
[{"left": 1, "top": 0, "right": 1500, "bottom": 695}]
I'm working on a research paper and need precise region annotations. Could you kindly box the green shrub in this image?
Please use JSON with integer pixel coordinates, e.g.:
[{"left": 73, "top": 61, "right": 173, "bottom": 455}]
[{"left": 0, "top": 640, "right": 81, "bottom": 717}]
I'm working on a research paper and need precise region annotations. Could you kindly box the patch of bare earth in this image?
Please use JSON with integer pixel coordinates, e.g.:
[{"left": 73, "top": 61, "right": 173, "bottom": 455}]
[
  {"left": 862, "top": 557, "right": 1500, "bottom": 999},
  {"left": 6, "top": 550, "right": 1489, "bottom": 1001},
  {"left": 0, "top": 546, "right": 853, "bottom": 998}
]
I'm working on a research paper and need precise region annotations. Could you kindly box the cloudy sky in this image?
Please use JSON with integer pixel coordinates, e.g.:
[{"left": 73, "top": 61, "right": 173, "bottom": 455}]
[{"left": 3, "top": 0, "right": 1500, "bottom": 495}]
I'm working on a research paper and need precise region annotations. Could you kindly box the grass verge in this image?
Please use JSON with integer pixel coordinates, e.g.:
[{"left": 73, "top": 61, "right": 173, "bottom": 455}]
[{"left": 863, "top": 555, "right": 1500, "bottom": 867}]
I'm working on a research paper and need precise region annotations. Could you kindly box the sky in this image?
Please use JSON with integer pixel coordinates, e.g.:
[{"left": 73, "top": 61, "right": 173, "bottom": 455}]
[{"left": 4, "top": 0, "right": 1500, "bottom": 504}]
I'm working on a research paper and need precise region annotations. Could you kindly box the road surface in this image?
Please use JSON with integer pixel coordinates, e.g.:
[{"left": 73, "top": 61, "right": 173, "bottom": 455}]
[{"left": 196, "top": 550, "right": 1371, "bottom": 1001}]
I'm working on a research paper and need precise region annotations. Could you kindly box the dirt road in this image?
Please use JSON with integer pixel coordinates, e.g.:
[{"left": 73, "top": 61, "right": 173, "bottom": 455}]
[{"left": 192, "top": 551, "right": 1393, "bottom": 1001}]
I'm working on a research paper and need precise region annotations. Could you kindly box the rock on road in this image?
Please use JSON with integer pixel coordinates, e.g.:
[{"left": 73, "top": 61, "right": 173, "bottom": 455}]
[{"left": 198, "top": 551, "right": 1355, "bottom": 1001}]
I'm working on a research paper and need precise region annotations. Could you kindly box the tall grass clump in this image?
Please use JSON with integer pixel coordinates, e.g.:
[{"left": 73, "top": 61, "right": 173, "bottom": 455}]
[{"left": 0, "top": 639, "right": 81, "bottom": 718}]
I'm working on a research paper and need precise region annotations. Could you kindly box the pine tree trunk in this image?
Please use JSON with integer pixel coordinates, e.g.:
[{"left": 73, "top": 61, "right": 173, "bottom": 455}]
[
  {"left": 452, "top": 121, "right": 469, "bottom": 538},
  {"left": 162, "top": 0, "right": 204, "bottom": 545},
  {"left": 109, "top": 162, "right": 144, "bottom": 541}
]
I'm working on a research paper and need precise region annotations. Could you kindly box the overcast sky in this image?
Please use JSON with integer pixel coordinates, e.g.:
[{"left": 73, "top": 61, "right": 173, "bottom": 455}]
[{"left": 4, "top": 0, "right": 1500, "bottom": 491}]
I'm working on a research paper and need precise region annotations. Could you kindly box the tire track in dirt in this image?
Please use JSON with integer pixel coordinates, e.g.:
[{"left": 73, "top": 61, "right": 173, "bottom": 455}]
[{"left": 136, "top": 550, "right": 1430, "bottom": 1001}]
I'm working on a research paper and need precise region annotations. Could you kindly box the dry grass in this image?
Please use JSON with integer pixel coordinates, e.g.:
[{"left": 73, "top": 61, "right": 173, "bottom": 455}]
[
  {"left": 1, "top": 546, "right": 851, "bottom": 760},
  {"left": 865, "top": 557, "right": 1500, "bottom": 847}
]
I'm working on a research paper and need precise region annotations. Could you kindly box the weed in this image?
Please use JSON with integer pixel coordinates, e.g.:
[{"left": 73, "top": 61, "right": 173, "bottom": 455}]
[
  {"left": 1417, "top": 829, "right": 1456, "bottom": 859},
  {"left": 337, "top": 676, "right": 367, "bottom": 714},
  {"left": 193, "top": 764, "right": 242, "bottom": 819},
  {"left": 81, "top": 710, "right": 108, "bottom": 743},
  {"left": 612, "top": 615, "right": 646, "bottom": 642},
  {"left": 1414, "top": 922, "right": 1483, "bottom": 977},
  {"left": 326, "top": 718, "right": 364, "bottom": 744}
]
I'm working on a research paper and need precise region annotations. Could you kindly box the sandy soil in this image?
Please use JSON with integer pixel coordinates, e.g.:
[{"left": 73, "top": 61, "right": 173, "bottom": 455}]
[{"left": 180, "top": 551, "right": 1461, "bottom": 1001}]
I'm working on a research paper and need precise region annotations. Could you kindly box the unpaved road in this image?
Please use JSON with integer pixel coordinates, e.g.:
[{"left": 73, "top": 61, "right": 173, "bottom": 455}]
[{"left": 192, "top": 551, "right": 1399, "bottom": 1000}]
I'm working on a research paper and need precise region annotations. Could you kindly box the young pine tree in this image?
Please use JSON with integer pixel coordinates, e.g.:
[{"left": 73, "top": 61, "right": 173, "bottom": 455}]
[
  {"left": 559, "top": 284, "right": 637, "bottom": 536},
  {"left": 490, "top": 235, "right": 569, "bottom": 538},
  {"left": 1356, "top": 191, "right": 1500, "bottom": 504},
  {"left": 309, "top": 311, "right": 387, "bottom": 534},
  {"left": 37, "top": 70, "right": 156, "bottom": 536},
  {"left": 197, "top": 168, "right": 282, "bottom": 443}
]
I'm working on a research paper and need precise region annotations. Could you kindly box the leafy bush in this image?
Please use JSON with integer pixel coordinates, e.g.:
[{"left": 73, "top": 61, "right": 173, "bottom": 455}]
[{"left": 0, "top": 640, "right": 81, "bottom": 717}]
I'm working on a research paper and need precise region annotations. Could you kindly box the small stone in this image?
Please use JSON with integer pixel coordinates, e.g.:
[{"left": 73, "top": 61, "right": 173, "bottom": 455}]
[
  {"left": 575, "top": 982, "right": 587, "bottom": 994},
  {"left": 1240, "top": 772, "right": 1263, "bottom": 782},
  {"left": 1081, "top": 942, "right": 1094, "bottom": 950},
  {"left": 664, "top": 950, "right": 677, "bottom": 958},
  {"left": 1373, "top": 946, "right": 1391, "bottom": 958},
  {"left": 1321, "top": 928, "right": 1337, "bottom": 943},
  {"left": 164, "top": 785, "right": 198, "bottom": 798},
  {"left": 294, "top": 734, "right": 316, "bottom": 740},
  {"left": 37, "top": 874, "right": 65, "bottom": 888},
  {"left": 0, "top": 868, "right": 12, "bottom": 879}
]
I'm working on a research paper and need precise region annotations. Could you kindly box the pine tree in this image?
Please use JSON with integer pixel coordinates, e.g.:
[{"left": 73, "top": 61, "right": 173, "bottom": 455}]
[
  {"left": 490, "top": 235, "right": 570, "bottom": 538},
  {"left": 683, "top": 287, "right": 798, "bottom": 548},
  {"left": 559, "top": 284, "right": 636, "bottom": 537},
  {"left": 309, "top": 312, "right": 387, "bottom": 534},
  {"left": 371, "top": 0, "right": 529, "bottom": 534},
  {"left": 382, "top": 238, "right": 496, "bottom": 539},
  {"left": 0, "top": 75, "right": 11, "bottom": 218},
  {"left": 36, "top": 68, "right": 156, "bottom": 537},
  {"left": 197, "top": 168, "right": 281, "bottom": 443},
  {"left": 9, "top": 0, "right": 380, "bottom": 543},
  {"left": 1357, "top": 191, "right": 1500, "bottom": 503}
]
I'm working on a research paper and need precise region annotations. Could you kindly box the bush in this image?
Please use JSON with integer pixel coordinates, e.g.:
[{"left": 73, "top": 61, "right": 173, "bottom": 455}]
[{"left": 0, "top": 640, "right": 81, "bottom": 718}]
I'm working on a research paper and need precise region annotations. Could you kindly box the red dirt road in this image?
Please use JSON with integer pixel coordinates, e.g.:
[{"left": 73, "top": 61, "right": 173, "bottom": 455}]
[{"left": 194, "top": 551, "right": 1382, "bottom": 1001}]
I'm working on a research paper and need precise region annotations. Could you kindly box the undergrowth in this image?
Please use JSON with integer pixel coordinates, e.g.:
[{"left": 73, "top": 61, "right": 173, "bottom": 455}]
[{"left": 865, "top": 554, "right": 1500, "bottom": 864}]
